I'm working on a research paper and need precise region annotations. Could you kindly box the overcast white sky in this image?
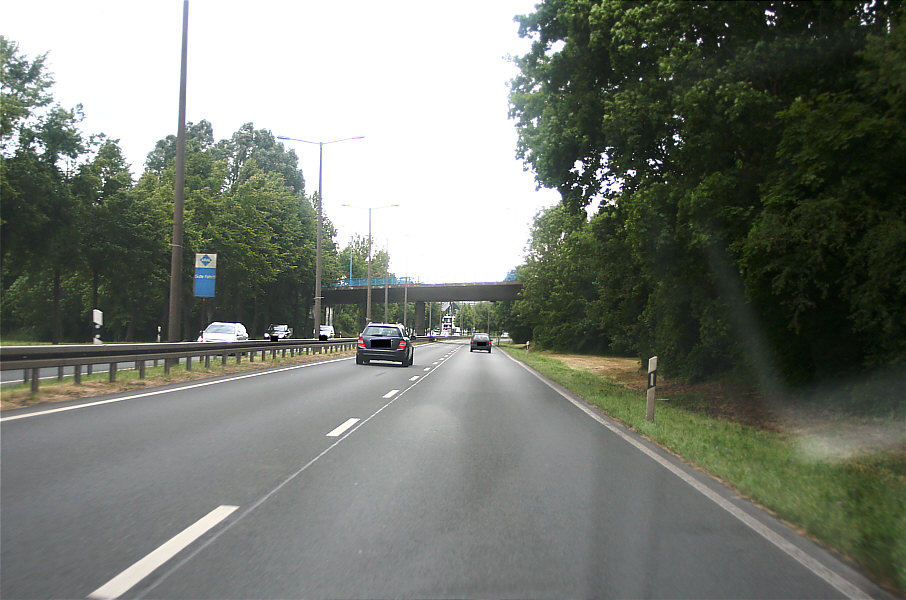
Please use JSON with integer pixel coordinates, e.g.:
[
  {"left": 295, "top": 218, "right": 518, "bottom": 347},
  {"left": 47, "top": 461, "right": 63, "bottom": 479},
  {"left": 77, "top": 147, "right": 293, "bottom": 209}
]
[{"left": 3, "top": 0, "right": 561, "bottom": 284}]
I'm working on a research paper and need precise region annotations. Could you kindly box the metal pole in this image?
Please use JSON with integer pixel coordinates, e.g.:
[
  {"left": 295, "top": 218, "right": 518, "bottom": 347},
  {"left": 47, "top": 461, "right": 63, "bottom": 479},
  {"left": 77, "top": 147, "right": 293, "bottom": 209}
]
[
  {"left": 384, "top": 237, "right": 389, "bottom": 323},
  {"left": 275, "top": 135, "right": 363, "bottom": 335},
  {"left": 314, "top": 142, "right": 323, "bottom": 339},
  {"left": 366, "top": 208, "right": 373, "bottom": 322},
  {"left": 167, "top": 0, "right": 189, "bottom": 342}
]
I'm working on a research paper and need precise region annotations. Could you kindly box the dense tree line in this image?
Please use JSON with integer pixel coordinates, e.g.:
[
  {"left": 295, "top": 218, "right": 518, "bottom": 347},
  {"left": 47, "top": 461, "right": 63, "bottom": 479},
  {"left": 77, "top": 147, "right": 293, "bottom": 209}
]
[
  {"left": 503, "top": 0, "right": 905, "bottom": 390},
  {"left": 0, "top": 37, "right": 376, "bottom": 343}
]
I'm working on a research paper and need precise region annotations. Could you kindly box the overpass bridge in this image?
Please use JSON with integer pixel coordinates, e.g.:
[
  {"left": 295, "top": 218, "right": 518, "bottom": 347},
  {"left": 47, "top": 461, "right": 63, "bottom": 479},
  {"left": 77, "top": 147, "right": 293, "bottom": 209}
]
[{"left": 322, "top": 279, "right": 522, "bottom": 334}]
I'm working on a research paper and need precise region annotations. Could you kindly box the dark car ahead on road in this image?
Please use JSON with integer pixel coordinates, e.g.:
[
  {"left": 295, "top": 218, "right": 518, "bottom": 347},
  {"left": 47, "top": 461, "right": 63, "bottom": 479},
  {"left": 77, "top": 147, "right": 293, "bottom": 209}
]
[
  {"left": 356, "top": 323, "right": 414, "bottom": 367},
  {"left": 470, "top": 333, "right": 492, "bottom": 352},
  {"left": 264, "top": 324, "right": 293, "bottom": 341}
]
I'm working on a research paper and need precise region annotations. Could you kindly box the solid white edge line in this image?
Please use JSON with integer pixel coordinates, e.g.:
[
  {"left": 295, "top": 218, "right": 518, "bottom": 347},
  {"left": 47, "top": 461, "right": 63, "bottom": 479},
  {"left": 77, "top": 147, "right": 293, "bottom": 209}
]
[
  {"left": 87, "top": 505, "right": 238, "bottom": 600},
  {"left": 326, "top": 418, "right": 360, "bottom": 437},
  {"left": 1, "top": 356, "right": 353, "bottom": 423},
  {"left": 383, "top": 389, "right": 400, "bottom": 399},
  {"left": 499, "top": 350, "right": 868, "bottom": 600}
]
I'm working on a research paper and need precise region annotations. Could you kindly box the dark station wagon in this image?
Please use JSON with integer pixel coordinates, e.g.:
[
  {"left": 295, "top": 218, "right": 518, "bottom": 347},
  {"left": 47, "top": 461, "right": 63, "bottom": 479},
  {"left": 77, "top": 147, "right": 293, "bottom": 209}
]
[
  {"left": 470, "top": 333, "right": 492, "bottom": 353},
  {"left": 356, "top": 323, "right": 414, "bottom": 367}
]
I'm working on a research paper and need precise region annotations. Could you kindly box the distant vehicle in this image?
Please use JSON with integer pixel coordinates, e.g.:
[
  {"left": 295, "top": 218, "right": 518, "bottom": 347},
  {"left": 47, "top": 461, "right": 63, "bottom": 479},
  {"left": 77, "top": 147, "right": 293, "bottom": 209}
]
[
  {"left": 356, "top": 322, "right": 414, "bottom": 367},
  {"left": 197, "top": 322, "right": 249, "bottom": 343},
  {"left": 264, "top": 324, "right": 292, "bottom": 341},
  {"left": 470, "top": 333, "right": 492, "bottom": 353},
  {"left": 319, "top": 324, "right": 336, "bottom": 340}
]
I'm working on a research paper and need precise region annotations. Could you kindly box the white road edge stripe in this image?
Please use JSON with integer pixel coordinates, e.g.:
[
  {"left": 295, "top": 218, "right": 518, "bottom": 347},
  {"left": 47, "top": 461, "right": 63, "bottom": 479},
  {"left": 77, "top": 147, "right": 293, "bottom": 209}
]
[
  {"left": 326, "top": 418, "right": 360, "bottom": 437},
  {"left": 501, "top": 350, "right": 868, "bottom": 600},
  {"left": 383, "top": 389, "right": 400, "bottom": 399},
  {"left": 87, "top": 504, "right": 238, "bottom": 600}
]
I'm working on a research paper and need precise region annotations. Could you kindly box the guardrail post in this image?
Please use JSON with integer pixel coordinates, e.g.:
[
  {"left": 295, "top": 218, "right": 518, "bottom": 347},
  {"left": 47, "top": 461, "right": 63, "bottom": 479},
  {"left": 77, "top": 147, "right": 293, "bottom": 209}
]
[
  {"left": 186, "top": 355, "right": 192, "bottom": 371},
  {"left": 221, "top": 353, "right": 227, "bottom": 366},
  {"left": 138, "top": 360, "right": 145, "bottom": 379},
  {"left": 58, "top": 366, "right": 64, "bottom": 381},
  {"left": 109, "top": 363, "right": 117, "bottom": 383},
  {"left": 204, "top": 354, "right": 211, "bottom": 369},
  {"left": 164, "top": 359, "right": 170, "bottom": 375},
  {"left": 74, "top": 364, "right": 81, "bottom": 385},
  {"left": 31, "top": 368, "right": 39, "bottom": 393}
]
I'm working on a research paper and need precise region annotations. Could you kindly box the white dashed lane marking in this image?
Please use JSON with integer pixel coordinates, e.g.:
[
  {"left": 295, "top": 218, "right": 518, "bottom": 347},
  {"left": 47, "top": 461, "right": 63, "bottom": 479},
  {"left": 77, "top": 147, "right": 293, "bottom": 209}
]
[{"left": 326, "top": 418, "right": 360, "bottom": 438}]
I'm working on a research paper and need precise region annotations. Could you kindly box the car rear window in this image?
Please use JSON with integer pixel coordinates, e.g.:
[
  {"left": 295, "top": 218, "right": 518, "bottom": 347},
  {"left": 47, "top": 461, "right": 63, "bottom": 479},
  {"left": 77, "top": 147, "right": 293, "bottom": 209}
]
[{"left": 363, "top": 326, "right": 401, "bottom": 337}]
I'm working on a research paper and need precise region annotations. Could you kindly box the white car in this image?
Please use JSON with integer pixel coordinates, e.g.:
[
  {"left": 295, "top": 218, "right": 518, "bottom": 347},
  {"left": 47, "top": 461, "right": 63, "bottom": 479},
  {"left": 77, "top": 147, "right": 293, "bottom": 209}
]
[
  {"left": 197, "top": 322, "right": 249, "bottom": 343},
  {"left": 319, "top": 325, "right": 336, "bottom": 340}
]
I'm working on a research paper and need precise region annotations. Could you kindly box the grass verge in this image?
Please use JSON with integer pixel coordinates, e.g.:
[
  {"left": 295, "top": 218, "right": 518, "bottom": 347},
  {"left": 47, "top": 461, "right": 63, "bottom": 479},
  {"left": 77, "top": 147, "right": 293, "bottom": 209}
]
[{"left": 502, "top": 344, "right": 906, "bottom": 593}]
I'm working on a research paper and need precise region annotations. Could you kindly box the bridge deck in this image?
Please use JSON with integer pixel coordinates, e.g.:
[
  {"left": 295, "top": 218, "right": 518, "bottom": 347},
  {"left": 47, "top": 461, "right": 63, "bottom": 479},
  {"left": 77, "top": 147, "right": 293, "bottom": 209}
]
[{"left": 322, "top": 281, "right": 522, "bottom": 305}]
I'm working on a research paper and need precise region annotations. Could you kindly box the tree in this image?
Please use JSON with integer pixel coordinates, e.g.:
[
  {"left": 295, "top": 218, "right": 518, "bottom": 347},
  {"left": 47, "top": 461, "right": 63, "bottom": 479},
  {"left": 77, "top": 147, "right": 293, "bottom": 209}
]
[
  {"left": 1, "top": 37, "right": 87, "bottom": 342},
  {"left": 508, "top": 0, "right": 905, "bottom": 385},
  {"left": 211, "top": 123, "right": 305, "bottom": 195}
]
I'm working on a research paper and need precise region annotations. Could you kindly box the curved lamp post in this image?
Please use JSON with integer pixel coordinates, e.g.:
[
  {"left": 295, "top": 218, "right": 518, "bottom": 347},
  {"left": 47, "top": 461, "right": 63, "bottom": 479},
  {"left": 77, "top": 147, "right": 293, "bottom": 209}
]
[{"left": 277, "top": 135, "right": 363, "bottom": 338}]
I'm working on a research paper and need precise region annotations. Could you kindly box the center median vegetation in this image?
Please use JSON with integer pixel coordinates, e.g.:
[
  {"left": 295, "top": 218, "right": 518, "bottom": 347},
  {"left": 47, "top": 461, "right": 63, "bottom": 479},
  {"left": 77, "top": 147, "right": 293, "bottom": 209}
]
[{"left": 501, "top": 343, "right": 905, "bottom": 595}]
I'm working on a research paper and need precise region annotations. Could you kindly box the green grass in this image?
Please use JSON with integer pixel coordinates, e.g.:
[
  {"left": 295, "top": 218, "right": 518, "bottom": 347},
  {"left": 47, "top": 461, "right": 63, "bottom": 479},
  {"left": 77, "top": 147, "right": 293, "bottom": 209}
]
[{"left": 502, "top": 345, "right": 906, "bottom": 593}]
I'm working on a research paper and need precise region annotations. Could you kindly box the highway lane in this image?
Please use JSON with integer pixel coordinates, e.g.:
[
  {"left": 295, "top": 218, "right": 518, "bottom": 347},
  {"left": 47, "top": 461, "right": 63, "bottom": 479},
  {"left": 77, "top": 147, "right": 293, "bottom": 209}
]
[{"left": 1, "top": 340, "right": 888, "bottom": 599}]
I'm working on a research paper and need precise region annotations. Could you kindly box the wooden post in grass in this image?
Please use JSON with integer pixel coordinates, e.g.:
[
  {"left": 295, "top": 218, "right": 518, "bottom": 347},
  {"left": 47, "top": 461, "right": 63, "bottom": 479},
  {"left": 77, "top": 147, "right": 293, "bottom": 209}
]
[{"left": 646, "top": 356, "right": 658, "bottom": 422}]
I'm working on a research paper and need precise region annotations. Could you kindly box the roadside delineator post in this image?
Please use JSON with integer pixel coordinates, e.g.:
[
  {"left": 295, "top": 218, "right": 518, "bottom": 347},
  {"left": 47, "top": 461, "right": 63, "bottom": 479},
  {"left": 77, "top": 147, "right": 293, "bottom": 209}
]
[
  {"left": 526, "top": 340, "right": 531, "bottom": 356},
  {"left": 646, "top": 356, "right": 658, "bottom": 422}
]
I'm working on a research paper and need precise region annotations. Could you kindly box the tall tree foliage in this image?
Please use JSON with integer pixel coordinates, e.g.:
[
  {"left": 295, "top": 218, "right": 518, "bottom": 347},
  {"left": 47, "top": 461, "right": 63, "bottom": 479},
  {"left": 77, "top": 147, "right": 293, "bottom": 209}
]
[
  {"left": 507, "top": 1, "right": 905, "bottom": 386},
  {"left": 2, "top": 37, "right": 88, "bottom": 342},
  {"left": 1, "top": 37, "right": 341, "bottom": 342}
]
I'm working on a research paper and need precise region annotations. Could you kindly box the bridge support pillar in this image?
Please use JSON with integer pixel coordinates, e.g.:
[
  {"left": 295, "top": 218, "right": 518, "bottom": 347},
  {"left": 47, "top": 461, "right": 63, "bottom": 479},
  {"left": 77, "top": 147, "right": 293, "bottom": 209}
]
[{"left": 415, "top": 301, "right": 426, "bottom": 336}]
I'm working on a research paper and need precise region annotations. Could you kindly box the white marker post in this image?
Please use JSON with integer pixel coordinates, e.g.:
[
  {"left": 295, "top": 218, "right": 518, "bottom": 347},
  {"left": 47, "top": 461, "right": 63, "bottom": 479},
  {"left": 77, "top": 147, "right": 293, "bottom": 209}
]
[
  {"left": 92, "top": 309, "right": 103, "bottom": 345},
  {"left": 526, "top": 340, "right": 531, "bottom": 356},
  {"left": 646, "top": 356, "right": 658, "bottom": 422}
]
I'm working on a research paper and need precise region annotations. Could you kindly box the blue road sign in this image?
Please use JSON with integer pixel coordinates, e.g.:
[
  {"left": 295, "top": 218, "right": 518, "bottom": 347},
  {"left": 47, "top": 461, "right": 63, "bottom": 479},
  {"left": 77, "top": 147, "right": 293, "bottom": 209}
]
[{"left": 194, "top": 253, "right": 217, "bottom": 298}]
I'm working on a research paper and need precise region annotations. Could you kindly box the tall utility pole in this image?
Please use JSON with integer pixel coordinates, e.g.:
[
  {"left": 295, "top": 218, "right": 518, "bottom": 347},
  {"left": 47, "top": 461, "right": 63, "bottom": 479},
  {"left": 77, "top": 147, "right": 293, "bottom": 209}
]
[
  {"left": 277, "top": 135, "right": 363, "bottom": 338},
  {"left": 167, "top": 0, "right": 189, "bottom": 342}
]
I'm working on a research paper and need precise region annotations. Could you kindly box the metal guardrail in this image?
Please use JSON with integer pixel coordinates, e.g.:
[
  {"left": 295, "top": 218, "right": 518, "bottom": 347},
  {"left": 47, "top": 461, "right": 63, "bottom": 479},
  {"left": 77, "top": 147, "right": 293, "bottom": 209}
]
[
  {"left": 0, "top": 338, "right": 360, "bottom": 392},
  {"left": 331, "top": 276, "right": 420, "bottom": 287}
]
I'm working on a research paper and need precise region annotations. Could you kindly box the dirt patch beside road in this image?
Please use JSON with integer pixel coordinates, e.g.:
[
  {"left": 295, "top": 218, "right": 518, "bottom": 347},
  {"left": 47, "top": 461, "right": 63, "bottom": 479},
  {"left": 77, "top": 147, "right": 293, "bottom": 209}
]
[{"left": 537, "top": 350, "right": 904, "bottom": 459}]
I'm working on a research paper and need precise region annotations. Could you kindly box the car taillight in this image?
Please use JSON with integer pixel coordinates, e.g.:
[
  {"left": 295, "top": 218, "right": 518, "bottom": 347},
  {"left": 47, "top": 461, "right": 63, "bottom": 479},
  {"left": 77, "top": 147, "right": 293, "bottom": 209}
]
[
  {"left": 397, "top": 339, "right": 407, "bottom": 349},
  {"left": 357, "top": 337, "right": 365, "bottom": 348}
]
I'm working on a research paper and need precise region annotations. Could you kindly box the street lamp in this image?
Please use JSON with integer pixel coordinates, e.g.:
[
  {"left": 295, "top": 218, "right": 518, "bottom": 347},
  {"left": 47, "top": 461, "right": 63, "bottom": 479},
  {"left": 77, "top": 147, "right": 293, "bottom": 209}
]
[
  {"left": 277, "top": 135, "right": 363, "bottom": 339},
  {"left": 341, "top": 203, "right": 398, "bottom": 323}
]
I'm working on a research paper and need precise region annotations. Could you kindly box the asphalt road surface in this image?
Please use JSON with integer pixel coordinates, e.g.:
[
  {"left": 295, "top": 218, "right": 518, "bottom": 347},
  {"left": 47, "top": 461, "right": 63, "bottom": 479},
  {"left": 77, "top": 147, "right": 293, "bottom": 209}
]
[{"left": 1, "top": 340, "right": 891, "bottom": 599}]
